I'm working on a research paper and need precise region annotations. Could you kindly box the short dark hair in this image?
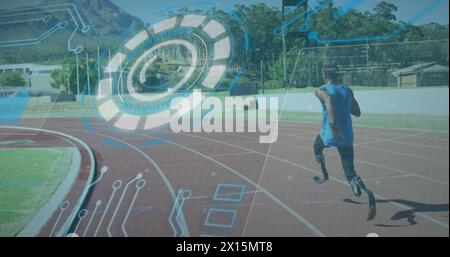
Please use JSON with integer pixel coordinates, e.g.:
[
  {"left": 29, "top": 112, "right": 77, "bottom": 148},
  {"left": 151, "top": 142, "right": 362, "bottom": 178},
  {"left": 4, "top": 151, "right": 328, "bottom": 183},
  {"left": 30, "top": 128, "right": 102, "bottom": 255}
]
[{"left": 322, "top": 64, "right": 341, "bottom": 84}]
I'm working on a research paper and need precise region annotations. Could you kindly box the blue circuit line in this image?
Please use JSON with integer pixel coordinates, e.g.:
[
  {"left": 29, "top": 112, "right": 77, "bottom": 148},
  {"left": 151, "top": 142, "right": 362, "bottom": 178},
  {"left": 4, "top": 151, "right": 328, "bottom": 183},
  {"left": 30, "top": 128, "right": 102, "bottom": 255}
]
[
  {"left": 0, "top": 3, "right": 90, "bottom": 53},
  {"left": 204, "top": 208, "right": 238, "bottom": 229},
  {"left": 0, "top": 16, "right": 48, "bottom": 25},
  {"left": 0, "top": 22, "right": 64, "bottom": 47},
  {"left": 0, "top": 3, "right": 88, "bottom": 27}
]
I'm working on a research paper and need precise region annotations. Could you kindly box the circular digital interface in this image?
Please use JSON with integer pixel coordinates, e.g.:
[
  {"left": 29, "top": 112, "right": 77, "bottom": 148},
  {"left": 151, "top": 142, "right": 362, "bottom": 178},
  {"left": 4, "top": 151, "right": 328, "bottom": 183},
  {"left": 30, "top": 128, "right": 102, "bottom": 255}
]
[{"left": 96, "top": 14, "right": 235, "bottom": 131}]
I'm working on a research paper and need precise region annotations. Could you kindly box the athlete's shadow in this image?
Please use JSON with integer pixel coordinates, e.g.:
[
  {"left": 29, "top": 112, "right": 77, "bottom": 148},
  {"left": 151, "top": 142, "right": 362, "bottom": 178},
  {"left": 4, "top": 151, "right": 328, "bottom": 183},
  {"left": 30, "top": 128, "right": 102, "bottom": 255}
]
[{"left": 343, "top": 198, "right": 448, "bottom": 227}]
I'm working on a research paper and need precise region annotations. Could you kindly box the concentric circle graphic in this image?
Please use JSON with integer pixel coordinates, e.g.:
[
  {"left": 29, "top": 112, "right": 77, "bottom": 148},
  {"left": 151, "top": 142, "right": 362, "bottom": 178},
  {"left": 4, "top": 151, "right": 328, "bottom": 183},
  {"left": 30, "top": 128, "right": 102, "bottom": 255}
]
[{"left": 96, "top": 14, "right": 234, "bottom": 131}]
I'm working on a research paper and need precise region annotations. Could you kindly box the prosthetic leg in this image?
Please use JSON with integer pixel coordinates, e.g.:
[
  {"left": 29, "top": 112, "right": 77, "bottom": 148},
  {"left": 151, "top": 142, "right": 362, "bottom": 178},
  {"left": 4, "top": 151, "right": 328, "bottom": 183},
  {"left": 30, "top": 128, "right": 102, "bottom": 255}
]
[
  {"left": 313, "top": 135, "right": 376, "bottom": 220},
  {"left": 313, "top": 136, "right": 329, "bottom": 184},
  {"left": 313, "top": 154, "right": 329, "bottom": 184},
  {"left": 351, "top": 176, "right": 377, "bottom": 221}
]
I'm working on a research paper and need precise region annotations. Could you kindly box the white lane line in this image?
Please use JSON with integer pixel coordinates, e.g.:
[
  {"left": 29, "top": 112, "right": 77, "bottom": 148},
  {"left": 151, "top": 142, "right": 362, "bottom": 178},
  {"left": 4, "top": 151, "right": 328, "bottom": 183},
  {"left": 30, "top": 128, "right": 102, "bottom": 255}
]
[
  {"left": 170, "top": 131, "right": 449, "bottom": 230},
  {"left": 364, "top": 175, "right": 414, "bottom": 182},
  {"left": 77, "top": 125, "right": 326, "bottom": 237},
  {"left": 209, "top": 151, "right": 255, "bottom": 158},
  {"left": 357, "top": 144, "right": 448, "bottom": 164},
  {"left": 58, "top": 128, "right": 184, "bottom": 236},
  {"left": 123, "top": 131, "right": 326, "bottom": 237},
  {"left": 279, "top": 123, "right": 449, "bottom": 145},
  {"left": 390, "top": 140, "right": 448, "bottom": 151},
  {"left": 280, "top": 132, "right": 449, "bottom": 164},
  {"left": 268, "top": 133, "right": 449, "bottom": 186},
  {"left": 278, "top": 122, "right": 449, "bottom": 140},
  {"left": 70, "top": 125, "right": 449, "bottom": 234}
]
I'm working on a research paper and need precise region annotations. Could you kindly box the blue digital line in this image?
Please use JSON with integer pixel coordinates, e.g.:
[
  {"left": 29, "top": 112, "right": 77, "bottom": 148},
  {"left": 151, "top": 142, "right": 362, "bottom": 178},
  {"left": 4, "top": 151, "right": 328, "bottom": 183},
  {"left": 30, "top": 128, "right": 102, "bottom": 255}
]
[
  {"left": 102, "top": 138, "right": 126, "bottom": 148},
  {"left": 139, "top": 135, "right": 171, "bottom": 148},
  {"left": 0, "top": 15, "right": 50, "bottom": 25},
  {"left": 0, "top": 3, "right": 91, "bottom": 53},
  {"left": 273, "top": 0, "right": 320, "bottom": 36},
  {"left": 213, "top": 183, "right": 246, "bottom": 202},
  {"left": 121, "top": 20, "right": 138, "bottom": 38},
  {"left": 0, "top": 90, "right": 29, "bottom": 124},
  {"left": 192, "top": 1, "right": 217, "bottom": 7},
  {"left": 169, "top": 189, "right": 191, "bottom": 237},
  {"left": 334, "top": 0, "right": 365, "bottom": 16},
  {"left": 152, "top": 4, "right": 180, "bottom": 15},
  {"left": 204, "top": 208, "right": 238, "bottom": 229},
  {"left": 82, "top": 117, "right": 93, "bottom": 134},
  {"left": 0, "top": 22, "right": 66, "bottom": 47},
  {"left": 227, "top": 67, "right": 242, "bottom": 94},
  {"left": 283, "top": 0, "right": 307, "bottom": 17},
  {"left": 199, "top": 233, "right": 225, "bottom": 237},
  {"left": 0, "top": 3, "right": 89, "bottom": 28}
]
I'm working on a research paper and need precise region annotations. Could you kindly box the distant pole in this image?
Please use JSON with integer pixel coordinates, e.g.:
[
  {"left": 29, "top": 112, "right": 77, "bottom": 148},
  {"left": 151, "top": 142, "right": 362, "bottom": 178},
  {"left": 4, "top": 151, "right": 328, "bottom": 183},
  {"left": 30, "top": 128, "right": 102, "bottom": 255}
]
[
  {"left": 97, "top": 45, "right": 101, "bottom": 81},
  {"left": 307, "top": 54, "right": 311, "bottom": 87},
  {"left": 86, "top": 52, "right": 90, "bottom": 95},
  {"left": 260, "top": 59, "right": 265, "bottom": 95},
  {"left": 108, "top": 48, "right": 112, "bottom": 89},
  {"left": 108, "top": 48, "right": 111, "bottom": 78},
  {"left": 76, "top": 54, "right": 80, "bottom": 96},
  {"left": 366, "top": 39, "right": 370, "bottom": 68},
  {"left": 282, "top": 3, "right": 287, "bottom": 91},
  {"left": 305, "top": 0, "right": 309, "bottom": 48},
  {"left": 66, "top": 67, "right": 70, "bottom": 93}
]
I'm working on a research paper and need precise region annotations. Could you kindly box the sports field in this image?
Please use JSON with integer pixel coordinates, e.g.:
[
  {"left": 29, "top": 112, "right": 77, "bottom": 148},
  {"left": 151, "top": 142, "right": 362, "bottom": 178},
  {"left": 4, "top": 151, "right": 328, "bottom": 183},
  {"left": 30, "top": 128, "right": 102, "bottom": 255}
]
[{"left": 0, "top": 148, "right": 73, "bottom": 236}]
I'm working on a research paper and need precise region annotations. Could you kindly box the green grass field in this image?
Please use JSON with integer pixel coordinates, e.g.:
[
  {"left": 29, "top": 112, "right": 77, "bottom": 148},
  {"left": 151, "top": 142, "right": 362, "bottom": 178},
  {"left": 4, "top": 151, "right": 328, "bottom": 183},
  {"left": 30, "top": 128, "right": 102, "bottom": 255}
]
[
  {"left": 277, "top": 111, "right": 449, "bottom": 131},
  {"left": 211, "top": 86, "right": 448, "bottom": 96},
  {"left": 19, "top": 87, "right": 449, "bottom": 132},
  {"left": 225, "top": 109, "right": 448, "bottom": 131},
  {"left": 0, "top": 148, "right": 73, "bottom": 236}
]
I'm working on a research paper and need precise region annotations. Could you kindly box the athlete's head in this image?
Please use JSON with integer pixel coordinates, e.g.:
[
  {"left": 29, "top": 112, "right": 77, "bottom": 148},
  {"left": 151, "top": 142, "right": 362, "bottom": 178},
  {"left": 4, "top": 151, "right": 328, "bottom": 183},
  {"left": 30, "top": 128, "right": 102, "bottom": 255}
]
[{"left": 322, "top": 64, "right": 341, "bottom": 85}]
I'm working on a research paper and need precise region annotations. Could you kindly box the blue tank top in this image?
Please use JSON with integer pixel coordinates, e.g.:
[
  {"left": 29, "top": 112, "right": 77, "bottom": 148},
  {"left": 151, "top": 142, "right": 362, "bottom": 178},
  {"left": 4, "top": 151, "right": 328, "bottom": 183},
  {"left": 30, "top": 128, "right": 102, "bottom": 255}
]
[{"left": 320, "top": 83, "right": 354, "bottom": 147}]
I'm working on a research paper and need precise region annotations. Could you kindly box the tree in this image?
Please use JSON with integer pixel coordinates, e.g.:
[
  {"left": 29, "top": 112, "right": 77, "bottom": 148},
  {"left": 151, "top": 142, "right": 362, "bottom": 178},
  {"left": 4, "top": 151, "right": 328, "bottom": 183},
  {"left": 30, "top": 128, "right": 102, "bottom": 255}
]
[
  {"left": 51, "top": 57, "right": 98, "bottom": 95},
  {"left": 373, "top": 1, "right": 398, "bottom": 22},
  {"left": 311, "top": 0, "right": 340, "bottom": 42},
  {"left": 234, "top": 4, "right": 282, "bottom": 66},
  {"left": 0, "top": 71, "right": 26, "bottom": 88},
  {"left": 51, "top": 60, "right": 71, "bottom": 92}
]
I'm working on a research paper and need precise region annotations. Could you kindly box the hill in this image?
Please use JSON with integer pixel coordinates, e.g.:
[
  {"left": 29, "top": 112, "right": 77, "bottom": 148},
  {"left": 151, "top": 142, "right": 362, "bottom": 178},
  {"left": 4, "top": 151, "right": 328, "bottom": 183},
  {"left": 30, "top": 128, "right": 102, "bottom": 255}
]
[{"left": 0, "top": 0, "right": 144, "bottom": 64}]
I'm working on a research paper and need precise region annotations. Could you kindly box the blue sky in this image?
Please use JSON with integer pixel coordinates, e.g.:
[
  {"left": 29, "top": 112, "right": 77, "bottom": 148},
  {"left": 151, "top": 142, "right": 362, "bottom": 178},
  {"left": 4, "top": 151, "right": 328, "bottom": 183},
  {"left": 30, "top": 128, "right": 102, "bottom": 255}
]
[{"left": 1, "top": 0, "right": 448, "bottom": 25}]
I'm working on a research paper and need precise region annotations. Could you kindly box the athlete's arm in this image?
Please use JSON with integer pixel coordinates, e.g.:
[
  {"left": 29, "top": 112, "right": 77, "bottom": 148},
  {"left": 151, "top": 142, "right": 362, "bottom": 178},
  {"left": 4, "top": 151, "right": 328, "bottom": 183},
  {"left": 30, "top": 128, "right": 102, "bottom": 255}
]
[
  {"left": 316, "top": 88, "right": 344, "bottom": 139},
  {"left": 315, "top": 88, "right": 336, "bottom": 126},
  {"left": 350, "top": 89, "right": 361, "bottom": 117}
]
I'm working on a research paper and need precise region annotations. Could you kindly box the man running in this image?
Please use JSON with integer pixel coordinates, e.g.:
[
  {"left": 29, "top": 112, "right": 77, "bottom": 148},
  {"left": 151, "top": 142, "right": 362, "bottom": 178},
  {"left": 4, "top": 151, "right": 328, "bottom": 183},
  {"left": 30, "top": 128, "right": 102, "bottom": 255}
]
[{"left": 314, "top": 64, "right": 376, "bottom": 221}]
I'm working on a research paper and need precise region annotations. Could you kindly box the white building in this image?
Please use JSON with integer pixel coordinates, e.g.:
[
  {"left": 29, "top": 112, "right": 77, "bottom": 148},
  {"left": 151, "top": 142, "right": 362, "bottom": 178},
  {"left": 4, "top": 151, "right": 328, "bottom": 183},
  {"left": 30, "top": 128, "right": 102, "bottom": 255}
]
[{"left": 0, "top": 63, "right": 61, "bottom": 93}]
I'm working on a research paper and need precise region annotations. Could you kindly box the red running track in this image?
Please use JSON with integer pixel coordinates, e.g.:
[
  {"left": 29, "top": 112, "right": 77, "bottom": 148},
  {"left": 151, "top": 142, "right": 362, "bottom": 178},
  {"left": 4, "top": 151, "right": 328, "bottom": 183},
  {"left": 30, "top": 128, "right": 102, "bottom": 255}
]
[{"left": 7, "top": 118, "right": 450, "bottom": 237}]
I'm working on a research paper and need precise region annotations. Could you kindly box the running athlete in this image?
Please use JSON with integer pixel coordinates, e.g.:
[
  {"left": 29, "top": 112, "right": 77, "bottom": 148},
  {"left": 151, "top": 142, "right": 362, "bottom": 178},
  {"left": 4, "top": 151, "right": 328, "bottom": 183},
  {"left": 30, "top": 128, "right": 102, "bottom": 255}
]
[{"left": 313, "top": 65, "right": 376, "bottom": 221}]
